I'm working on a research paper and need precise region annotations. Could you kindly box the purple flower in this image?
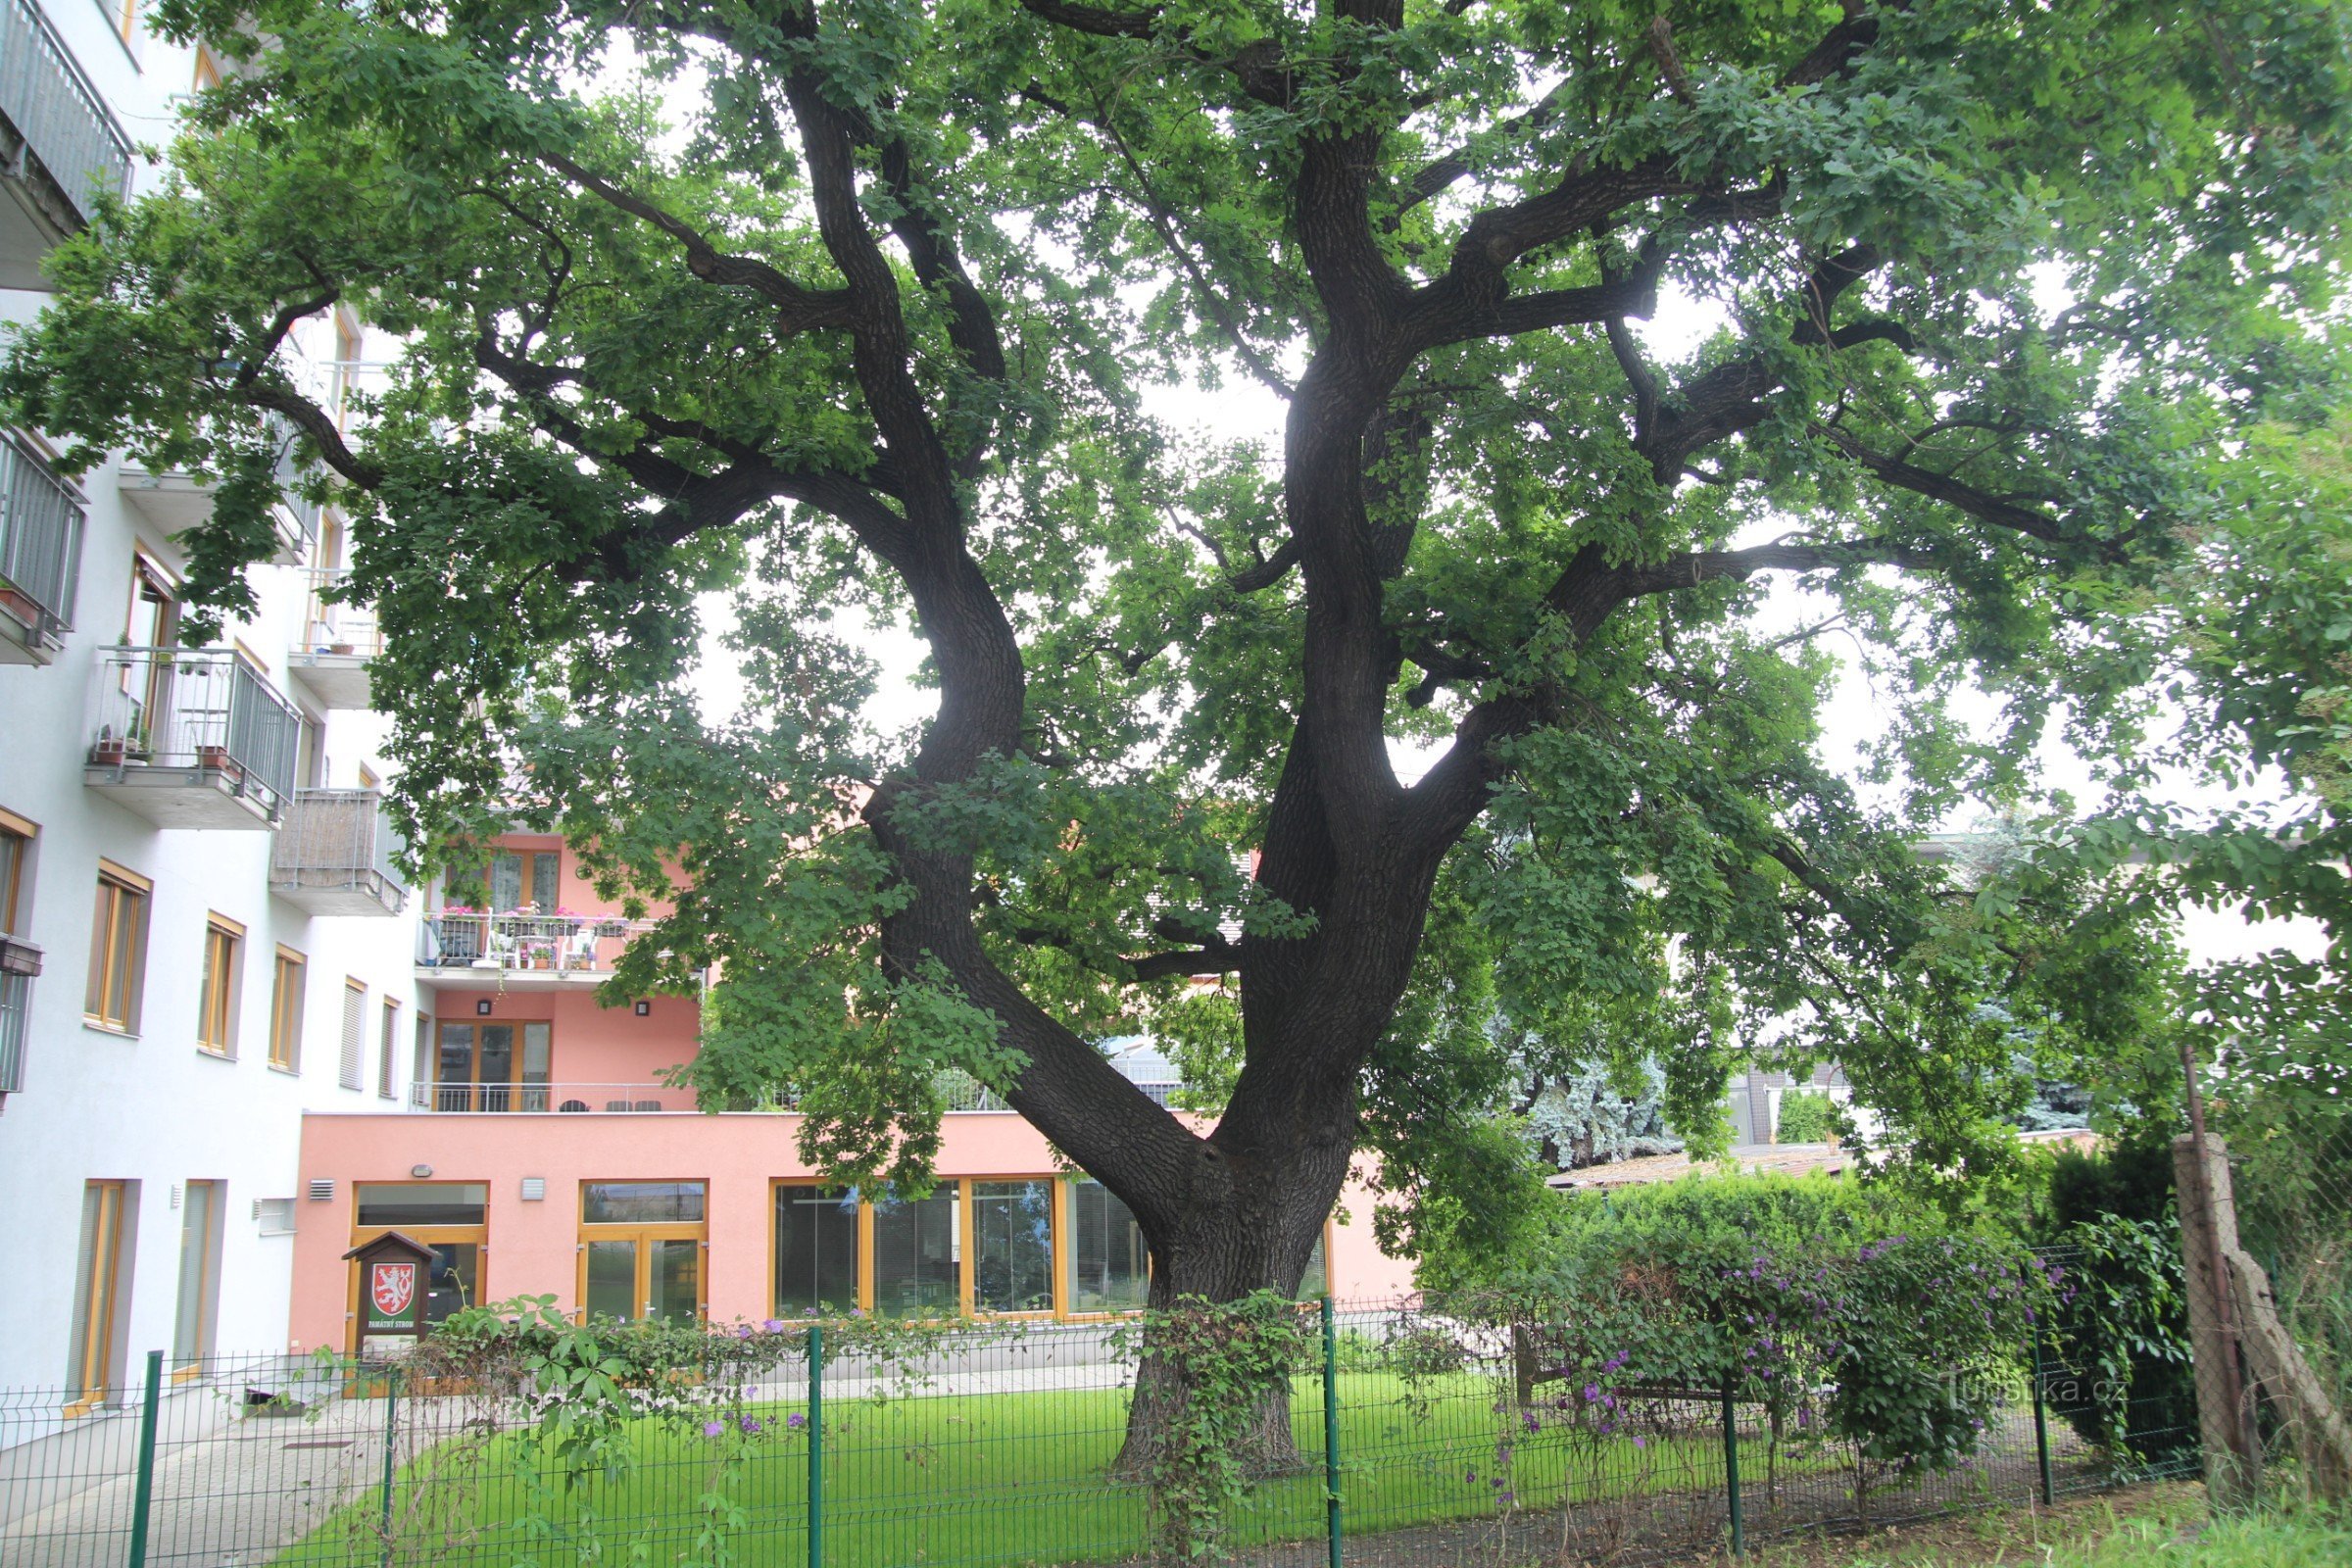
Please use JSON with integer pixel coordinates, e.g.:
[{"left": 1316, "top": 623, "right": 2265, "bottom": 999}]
[
  {"left": 703, "top": 1420, "right": 725, "bottom": 1439},
  {"left": 850, "top": 1307, "right": 866, "bottom": 1318},
  {"left": 762, "top": 1319, "right": 787, "bottom": 1334},
  {"left": 740, "top": 1416, "right": 764, "bottom": 1436},
  {"left": 1583, "top": 1382, "right": 1600, "bottom": 1402},
  {"left": 1521, "top": 1411, "right": 1541, "bottom": 1433},
  {"left": 1633, "top": 1436, "right": 1647, "bottom": 1449},
  {"left": 735, "top": 1324, "right": 756, "bottom": 1340},
  {"left": 787, "top": 1412, "right": 808, "bottom": 1430}
]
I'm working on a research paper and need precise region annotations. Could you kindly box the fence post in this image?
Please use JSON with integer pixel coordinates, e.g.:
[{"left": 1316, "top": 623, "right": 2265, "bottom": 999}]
[
  {"left": 807, "top": 1323, "right": 824, "bottom": 1568},
  {"left": 379, "top": 1363, "right": 400, "bottom": 1567},
  {"left": 1322, "top": 1296, "right": 1342, "bottom": 1568},
  {"left": 2029, "top": 1323, "right": 2055, "bottom": 1505},
  {"left": 125, "top": 1349, "right": 163, "bottom": 1568},
  {"left": 1721, "top": 1381, "right": 1744, "bottom": 1559}
]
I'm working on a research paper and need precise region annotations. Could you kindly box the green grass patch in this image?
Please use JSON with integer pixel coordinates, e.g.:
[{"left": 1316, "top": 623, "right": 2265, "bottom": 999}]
[{"left": 283, "top": 1372, "right": 1840, "bottom": 1568}]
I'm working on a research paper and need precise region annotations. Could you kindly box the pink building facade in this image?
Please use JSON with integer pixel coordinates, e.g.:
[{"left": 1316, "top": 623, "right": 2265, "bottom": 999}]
[{"left": 292, "top": 836, "right": 1412, "bottom": 1351}]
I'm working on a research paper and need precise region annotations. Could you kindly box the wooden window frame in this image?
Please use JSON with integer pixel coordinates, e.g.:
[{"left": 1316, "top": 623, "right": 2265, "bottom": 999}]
[
  {"left": 172, "top": 1179, "right": 224, "bottom": 1375},
  {"left": 268, "top": 946, "right": 307, "bottom": 1073},
  {"left": 67, "top": 1180, "right": 131, "bottom": 1415},
  {"left": 84, "top": 860, "right": 152, "bottom": 1033},
  {"left": 347, "top": 1182, "right": 488, "bottom": 1354},
  {"left": 377, "top": 998, "right": 401, "bottom": 1100},
  {"left": 0, "top": 806, "right": 34, "bottom": 935},
  {"left": 196, "top": 914, "right": 244, "bottom": 1057}
]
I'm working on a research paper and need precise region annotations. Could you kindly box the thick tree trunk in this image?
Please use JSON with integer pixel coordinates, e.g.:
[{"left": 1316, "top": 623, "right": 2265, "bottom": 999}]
[{"left": 1109, "top": 1125, "right": 1351, "bottom": 1480}]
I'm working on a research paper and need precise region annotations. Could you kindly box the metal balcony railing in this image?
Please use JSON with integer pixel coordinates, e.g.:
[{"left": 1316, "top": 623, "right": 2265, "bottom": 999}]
[
  {"left": 297, "top": 566, "right": 381, "bottom": 657},
  {"left": 271, "top": 789, "right": 407, "bottom": 905},
  {"left": 0, "top": 0, "right": 132, "bottom": 228},
  {"left": 407, "top": 1081, "right": 693, "bottom": 1113},
  {"left": 86, "top": 647, "right": 303, "bottom": 817},
  {"left": 418, "top": 911, "right": 656, "bottom": 972},
  {"left": 930, "top": 1069, "right": 1181, "bottom": 1112},
  {"left": 0, "top": 435, "right": 83, "bottom": 652}
]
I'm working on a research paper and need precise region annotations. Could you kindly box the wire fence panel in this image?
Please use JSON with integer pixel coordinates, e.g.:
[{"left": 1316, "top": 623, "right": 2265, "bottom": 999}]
[{"left": 0, "top": 1276, "right": 2188, "bottom": 1568}]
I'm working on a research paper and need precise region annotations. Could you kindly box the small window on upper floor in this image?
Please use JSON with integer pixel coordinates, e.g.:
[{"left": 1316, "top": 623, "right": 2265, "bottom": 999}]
[
  {"left": 192, "top": 44, "right": 220, "bottom": 92},
  {"left": 0, "top": 808, "right": 33, "bottom": 938}
]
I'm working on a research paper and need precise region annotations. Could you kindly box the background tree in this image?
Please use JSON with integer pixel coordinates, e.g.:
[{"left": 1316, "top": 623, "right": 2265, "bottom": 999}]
[{"left": 8, "top": 1, "right": 2349, "bottom": 1377}]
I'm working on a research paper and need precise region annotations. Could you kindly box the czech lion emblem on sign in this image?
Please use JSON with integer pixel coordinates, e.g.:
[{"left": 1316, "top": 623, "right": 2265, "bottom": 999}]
[{"left": 370, "top": 1261, "right": 417, "bottom": 1319}]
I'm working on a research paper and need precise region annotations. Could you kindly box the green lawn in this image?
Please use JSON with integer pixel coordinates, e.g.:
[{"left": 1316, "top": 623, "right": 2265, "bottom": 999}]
[{"left": 283, "top": 1371, "right": 1798, "bottom": 1568}]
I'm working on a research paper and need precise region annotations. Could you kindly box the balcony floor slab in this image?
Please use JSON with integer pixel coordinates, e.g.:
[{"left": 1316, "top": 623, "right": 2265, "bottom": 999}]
[
  {"left": 270, "top": 871, "right": 406, "bottom": 916},
  {"left": 286, "top": 652, "right": 372, "bottom": 710},
  {"left": 85, "top": 764, "right": 278, "bottom": 829}
]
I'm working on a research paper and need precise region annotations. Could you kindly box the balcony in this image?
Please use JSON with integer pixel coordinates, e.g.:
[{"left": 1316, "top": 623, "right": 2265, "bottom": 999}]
[
  {"left": 407, "top": 1080, "right": 695, "bottom": 1113},
  {"left": 119, "top": 416, "right": 318, "bottom": 563},
  {"left": 83, "top": 648, "right": 302, "bottom": 828},
  {"left": 416, "top": 911, "right": 659, "bottom": 986},
  {"left": 0, "top": 435, "right": 81, "bottom": 665},
  {"left": 270, "top": 789, "right": 408, "bottom": 915},
  {"left": 286, "top": 567, "right": 378, "bottom": 709},
  {"left": 0, "top": 0, "right": 132, "bottom": 290}
]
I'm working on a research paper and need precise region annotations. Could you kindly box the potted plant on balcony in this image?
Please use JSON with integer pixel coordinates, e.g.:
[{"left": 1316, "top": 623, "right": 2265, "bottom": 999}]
[
  {"left": 196, "top": 742, "right": 241, "bottom": 779},
  {"left": 90, "top": 725, "right": 126, "bottom": 766}
]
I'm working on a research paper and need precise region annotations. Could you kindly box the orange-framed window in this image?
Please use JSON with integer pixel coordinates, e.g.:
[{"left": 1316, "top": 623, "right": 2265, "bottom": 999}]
[
  {"left": 268, "top": 946, "right": 306, "bottom": 1071},
  {"left": 349, "top": 1183, "right": 487, "bottom": 1351},
  {"left": 68, "top": 1180, "right": 133, "bottom": 1412},
  {"left": 196, "top": 914, "right": 243, "bottom": 1055},
  {"left": 84, "top": 861, "right": 151, "bottom": 1032},
  {"left": 579, "top": 1181, "right": 706, "bottom": 1324},
  {"left": 0, "top": 806, "right": 33, "bottom": 936}
]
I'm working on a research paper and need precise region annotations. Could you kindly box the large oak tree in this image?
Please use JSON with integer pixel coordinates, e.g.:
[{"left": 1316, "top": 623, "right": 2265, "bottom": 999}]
[{"left": 9, "top": 0, "right": 2349, "bottom": 1341}]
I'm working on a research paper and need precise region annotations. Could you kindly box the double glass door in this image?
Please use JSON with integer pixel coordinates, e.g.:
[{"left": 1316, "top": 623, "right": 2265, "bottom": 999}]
[
  {"left": 583, "top": 1233, "right": 704, "bottom": 1322},
  {"left": 434, "top": 1021, "right": 550, "bottom": 1110},
  {"left": 579, "top": 1181, "right": 706, "bottom": 1323}
]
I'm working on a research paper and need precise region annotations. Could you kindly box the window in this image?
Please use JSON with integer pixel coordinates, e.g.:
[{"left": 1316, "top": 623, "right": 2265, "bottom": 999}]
[
  {"left": 268, "top": 947, "right": 306, "bottom": 1071},
  {"left": 351, "top": 1184, "right": 485, "bottom": 1346},
  {"left": 431, "top": 1020, "right": 551, "bottom": 1110},
  {"left": 871, "top": 1185, "right": 960, "bottom": 1317},
  {"left": 0, "top": 808, "right": 30, "bottom": 934},
  {"left": 191, "top": 44, "right": 220, "bottom": 91},
  {"left": 1066, "top": 1178, "right": 1149, "bottom": 1313},
  {"left": 113, "top": 0, "right": 138, "bottom": 46},
  {"left": 580, "top": 1182, "right": 705, "bottom": 1323},
  {"left": 411, "top": 1013, "right": 432, "bottom": 1105},
  {"left": 84, "top": 861, "right": 150, "bottom": 1031},
  {"left": 337, "top": 979, "right": 366, "bottom": 1089},
  {"left": 448, "top": 848, "right": 562, "bottom": 913},
  {"left": 773, "top": 1186, "right": 860, "bottom": 1316},
  {"left": 971, "top": 1180, "right": 1054, "bottom": 1314},
  {"left": 377, "top": 999, "right": 400, "bottom": 1100},
  {"left": 69, "top": 1181, "right": 134, "bottom": 1410},
  {"left": 196, "top": 915, "right": 242, "bottom": 1056},
  {"left": 172, "top": 1181, "right": 223, "bottom": 1370}
]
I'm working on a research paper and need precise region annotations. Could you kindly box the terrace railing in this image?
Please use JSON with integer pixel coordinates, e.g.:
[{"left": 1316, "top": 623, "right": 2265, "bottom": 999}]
[
  {"left": 417, "top": 911, "right": 655, "bottom": 973},
  {"left": 85, "top": 647, "right": 302, "bottom": 818},
  {"left": 0, "top": 436, "right": 83, "bottom": 655},
  {"left": 0, "top": 0, "right": 133, "bottom": 230},
  {"left": 407, "top": 1080, "right": 693, "bottom": 1113},
  {"left": 296, "top": 566, "right": 382, "bottom": 657}
]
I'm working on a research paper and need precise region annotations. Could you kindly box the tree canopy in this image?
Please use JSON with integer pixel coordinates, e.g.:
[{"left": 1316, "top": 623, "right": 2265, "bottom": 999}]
[{"left": 9, "top": 0, "right": 2350, "bottom": 1295}]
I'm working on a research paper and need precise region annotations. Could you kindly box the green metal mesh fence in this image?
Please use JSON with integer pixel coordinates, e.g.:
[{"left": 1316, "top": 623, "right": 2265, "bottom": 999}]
[{"left": 1, "top": 1270, "right": 2184, "bottom": 1568}]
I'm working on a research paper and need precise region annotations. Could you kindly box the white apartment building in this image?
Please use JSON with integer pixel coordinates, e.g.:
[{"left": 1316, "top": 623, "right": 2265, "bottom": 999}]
[{"left": 0, "top": 5, "right": 426, "bottom": 1403}]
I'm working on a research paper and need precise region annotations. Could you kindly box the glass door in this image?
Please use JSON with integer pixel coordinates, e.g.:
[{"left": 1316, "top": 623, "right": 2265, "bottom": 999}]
[
  {"left": 69, "top": 1182, "right": 129, "bottom": 1411},
  {"left": 578, "top": 1181, "right": 706, "bottom": 1322},
  {"left": 433, "top": 1021, "right": 551, "bottom": 1110}
]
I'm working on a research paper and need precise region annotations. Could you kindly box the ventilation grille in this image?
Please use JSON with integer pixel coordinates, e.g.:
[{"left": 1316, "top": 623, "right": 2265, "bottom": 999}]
[
  {"left": 520, "top": 1176, "right": 546, "bottom": 1201},
  {"left": 306, "top": 1177, "right": 335, "bottom": 1202},
  {"left": 254, "top": 1198, "right": 296, "bottom": 1236}
]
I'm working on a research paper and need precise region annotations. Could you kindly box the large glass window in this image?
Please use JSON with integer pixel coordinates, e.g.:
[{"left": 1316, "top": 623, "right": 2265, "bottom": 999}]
[
  {"left": 355, "top": 1183, "right": 488, "bottom": 1228},
  {"left": 1066, "top": 1178, "right": 1149, "bottom": 1312},
  {"left": 69, "top": 1181, "right": 132, "bottom": 1408},
  {"left": 773, "top": 1185, "right": 860, "bottom": 1315},
  {"left": 582, "top": 1181, "right": 706, "bottom": 1223},
  {"left": 972, "top": 1180, "right": 1054, "bottom": 1313},
  {"left": 872, "top": 1186, "right": 959, "bottom": 1317}
]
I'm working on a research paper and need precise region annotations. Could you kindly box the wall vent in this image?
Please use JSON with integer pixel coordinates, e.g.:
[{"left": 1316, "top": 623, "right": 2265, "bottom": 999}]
[
  {"left": 306, "top": 1177, "right": 335, "bottom": 1202},
  {"left": 519, "top": 1177, "right": 547, "bottom": 1201}
]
